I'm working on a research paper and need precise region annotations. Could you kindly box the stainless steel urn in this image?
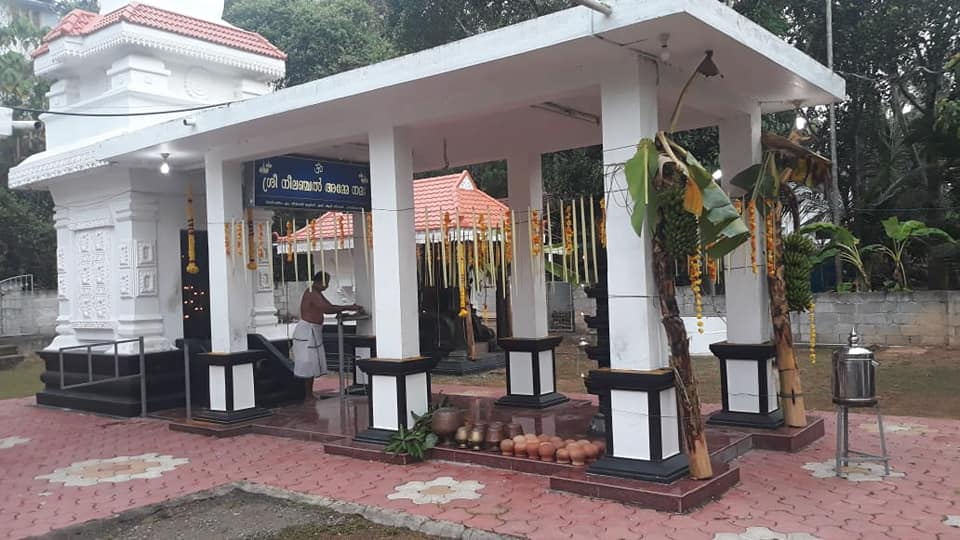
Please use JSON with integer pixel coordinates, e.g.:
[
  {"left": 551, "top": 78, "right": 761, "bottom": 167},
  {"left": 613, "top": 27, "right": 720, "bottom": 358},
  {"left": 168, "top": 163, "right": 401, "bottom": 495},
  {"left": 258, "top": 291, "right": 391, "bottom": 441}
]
[{"left": 832, "top": 328, "right": 879, "bottom": 406}]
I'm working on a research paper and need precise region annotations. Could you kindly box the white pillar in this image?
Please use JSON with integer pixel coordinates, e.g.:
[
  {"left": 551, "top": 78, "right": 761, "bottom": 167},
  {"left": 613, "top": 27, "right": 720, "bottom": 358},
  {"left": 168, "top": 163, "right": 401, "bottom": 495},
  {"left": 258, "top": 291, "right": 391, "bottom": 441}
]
[
  {"left": 507, "top": 153, "right": 549, "bottom": 339},
  {"left": 250, "top": 207, "right": 279, "bottom": 335},
  {"left": 708, "top": 110, "right": 782, "bottom": 429},
  {"left": 352, "top": 211, "right": 376, "bottom": 335},
  {"left": 203, "top": 155, "right": 249, "bottom": 353},
  {"left": 114, "top": 191, "right": 167, "bottom": 353},
  {"left": 356, "top": 125, "right": 435, "bottom": 444},
  {"left": 602, "top": 57, "right": 665, "bottom": 372},
  {"left": 586, "top": 55, "right": 687, "bottom": 483},
  {"left": 49, "top": 206, "right": 78, "bottom": 350},
  {"left": 719, "top": 110, "right": 772, "bottom": 344},
  {"left": 368, "top": 125, "right": 419, "bottom": 359}
]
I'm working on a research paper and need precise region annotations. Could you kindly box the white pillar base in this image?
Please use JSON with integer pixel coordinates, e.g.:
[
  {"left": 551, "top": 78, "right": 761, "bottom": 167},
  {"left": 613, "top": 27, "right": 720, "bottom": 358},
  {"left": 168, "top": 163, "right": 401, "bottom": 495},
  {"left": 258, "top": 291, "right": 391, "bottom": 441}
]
[
  {"left": 354, "top": 356, "right": 438, "bottom": 444},
  {"left": 586, "top": 368, "right": 689, "bottom": 483},
  {"left": 193, "top": 351, "right": 271, "bottom": 424},
  {"left": 707, "top": 342, "right": 784, "bottom": 429},
  {"left": 495, "top": 336, "right": 568, "bottom": 409}
]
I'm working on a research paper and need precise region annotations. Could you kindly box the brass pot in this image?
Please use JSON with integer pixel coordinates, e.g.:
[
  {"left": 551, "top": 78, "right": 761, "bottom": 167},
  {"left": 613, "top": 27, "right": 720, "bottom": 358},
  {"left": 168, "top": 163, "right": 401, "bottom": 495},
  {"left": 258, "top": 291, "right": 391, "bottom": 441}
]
[
  {"left": 468, "top": 426, "right": 485, "bottom": 451},
  {"left": 431, "top": 408, "right": 463, "bottom": 446},
  {"left": 454, "top": 426, "right": 470, "bottom": 449},
  {"left": 505, "top": 423, "right": 524, "bottom": 439},
  {"left": 485, "top": 424, "right": 505, "bottom": 452}
]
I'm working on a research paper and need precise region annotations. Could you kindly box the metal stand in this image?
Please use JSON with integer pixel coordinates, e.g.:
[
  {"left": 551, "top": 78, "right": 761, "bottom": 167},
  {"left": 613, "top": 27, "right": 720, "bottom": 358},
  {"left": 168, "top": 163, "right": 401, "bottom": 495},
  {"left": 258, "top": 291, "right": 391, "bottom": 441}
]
[
  {"left": 835, "top": 403, "right": 890, "bottom": 477},
  {"left": 336, "top": 311, "right": 370, "bottom": 397}
]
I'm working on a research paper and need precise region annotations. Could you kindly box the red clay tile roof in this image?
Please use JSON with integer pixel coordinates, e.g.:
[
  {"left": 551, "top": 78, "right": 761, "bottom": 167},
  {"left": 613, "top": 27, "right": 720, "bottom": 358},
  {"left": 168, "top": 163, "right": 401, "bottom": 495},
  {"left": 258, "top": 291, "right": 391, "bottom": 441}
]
[
  {"left": 33, "top": 4, "right": 285, "bottom": 60},
  {"left": 287, "top": 171, "right": 510, "bottom": 241}
]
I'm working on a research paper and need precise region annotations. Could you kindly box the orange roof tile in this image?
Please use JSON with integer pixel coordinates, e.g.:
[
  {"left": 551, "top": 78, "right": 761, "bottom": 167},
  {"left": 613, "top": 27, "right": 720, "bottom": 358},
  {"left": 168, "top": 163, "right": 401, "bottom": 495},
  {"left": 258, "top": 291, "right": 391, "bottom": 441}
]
[
  {"left": 286, "top": 171, "right": 510, "bottom": 241},
  {"left": 33, "top": 4, "right": 285, "bottom": 60}
]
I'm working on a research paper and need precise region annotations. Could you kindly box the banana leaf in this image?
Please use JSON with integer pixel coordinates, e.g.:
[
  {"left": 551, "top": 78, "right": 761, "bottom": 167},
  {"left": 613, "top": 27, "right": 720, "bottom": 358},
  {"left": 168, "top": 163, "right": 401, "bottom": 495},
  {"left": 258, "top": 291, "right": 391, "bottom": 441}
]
[
  {"left": 682, "top": 146, "right": 750, "bottom": 258},
  {"left": 624, "top": 139, "right": 659, "bottom": 236}
]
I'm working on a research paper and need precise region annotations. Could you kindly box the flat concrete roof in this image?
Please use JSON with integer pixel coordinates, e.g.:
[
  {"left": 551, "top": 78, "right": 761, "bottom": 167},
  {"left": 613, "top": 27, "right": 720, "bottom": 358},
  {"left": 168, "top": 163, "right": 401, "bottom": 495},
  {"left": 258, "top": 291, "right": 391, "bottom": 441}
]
[{"left": 11, "top": 0, "right": 845, "bottom": 188}]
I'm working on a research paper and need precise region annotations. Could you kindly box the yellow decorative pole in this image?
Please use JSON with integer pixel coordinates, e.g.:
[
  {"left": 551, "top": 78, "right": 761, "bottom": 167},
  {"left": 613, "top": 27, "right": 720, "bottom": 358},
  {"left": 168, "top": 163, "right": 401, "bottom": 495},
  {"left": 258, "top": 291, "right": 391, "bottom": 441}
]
[
  {"left": 441, "top": 212, "right": 450, "bottom": 288},
  {"left": 589, "top": 195, "right": 599, "bottom": 283},
  {"left": 291, "top": 219, "right": 299, "bottom": 283},
  {"left": 185, "top": 186, "right": 199, "bottom": 275},
  {"left": 472, "top": 211, "right": 480, "bottom": 293},
  {"left": 571, "top": 198, "right": 580, "bottom": 284},
  {"left": 425, "top": 208, "right": 434, "bottom": 286},
  {"left": 579, "top": 196, "right": 589, "bottom": 284},
  {"left": 307, "top": 218, "right": 316, "bottom": 278},
  {"left": 546, "top": 200, "right": 554, "bottom": 281},
  {"left": 499, "top": 214, "right": 507, "bottom": 294},
  {"left": 561, "top": 201, "right": 569, "bottom": 282}
]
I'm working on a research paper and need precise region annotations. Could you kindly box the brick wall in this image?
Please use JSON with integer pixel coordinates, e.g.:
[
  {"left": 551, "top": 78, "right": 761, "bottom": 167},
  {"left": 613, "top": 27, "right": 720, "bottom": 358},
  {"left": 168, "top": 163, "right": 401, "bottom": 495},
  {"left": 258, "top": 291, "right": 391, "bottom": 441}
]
[{"left": 669, "top": 288, "right": 958, "bottom": 347}]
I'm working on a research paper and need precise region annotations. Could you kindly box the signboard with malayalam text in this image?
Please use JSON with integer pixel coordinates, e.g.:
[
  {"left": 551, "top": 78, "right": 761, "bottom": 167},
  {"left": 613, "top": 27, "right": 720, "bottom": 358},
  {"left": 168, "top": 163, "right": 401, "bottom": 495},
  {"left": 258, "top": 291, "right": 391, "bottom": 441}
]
[{"left": 251, "top": 155, "right": 371, "bottom": 211}]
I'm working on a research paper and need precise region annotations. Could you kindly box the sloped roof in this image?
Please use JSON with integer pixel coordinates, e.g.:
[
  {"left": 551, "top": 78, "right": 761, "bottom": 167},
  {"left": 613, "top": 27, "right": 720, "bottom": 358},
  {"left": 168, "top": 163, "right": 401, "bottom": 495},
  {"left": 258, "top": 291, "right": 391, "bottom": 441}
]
[
  {"left": 32, "top": 4, "right": 286, "bottom": 59},
  {"left": 286, "top": 171, "right": 510, "bottom": 241}
]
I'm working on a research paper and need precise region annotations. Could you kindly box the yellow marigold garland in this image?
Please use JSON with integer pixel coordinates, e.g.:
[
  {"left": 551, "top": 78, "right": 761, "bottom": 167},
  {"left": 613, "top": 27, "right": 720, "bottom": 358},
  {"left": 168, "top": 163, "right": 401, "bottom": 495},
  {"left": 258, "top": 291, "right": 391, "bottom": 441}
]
[
  {"left": 809, "top": 302, "right": 817, "bottom": 364},
  {"left": 747, "top": 199, "right": 758, "bottom": 274},
  {"left": 185, "top": 186, "right": 199, "bottom": 275},
  {"left": 286, "top": 221, "right": 294, "bottom": 263},
  {"left": 530, "top": 209, "right": 542, "bottom": 257},
  {"left": 689, "top": 253, "right": 704, "bottom": 334},
  {"left": 224, "top": 223, "right": 231, "bottom": 257},
  {"left": 598, "top": 198, "right": 607, "bottom": 248},
  {"left": 765, "top": 199, "right": 777, "bottom": 278},
  {"left": 257, "top": 222, "right": 266, "bottom": 262},
  {"left": 337, "top": 215, "right": 346, "bottom": 249},
  {"left": 457, "top": 241, "right": 468, "bottom": 318},
  {"left": 236, "top": 221, "right": 244, "bottom": 260},
  {"left": 246, "top": 208, "right": 257, "bottom": 270},
  {"left": 502, "top": 210, "right": 512, "bottom": 263},
  {"left": 366, "top": 211, "right": 374, "bottom": 249}
]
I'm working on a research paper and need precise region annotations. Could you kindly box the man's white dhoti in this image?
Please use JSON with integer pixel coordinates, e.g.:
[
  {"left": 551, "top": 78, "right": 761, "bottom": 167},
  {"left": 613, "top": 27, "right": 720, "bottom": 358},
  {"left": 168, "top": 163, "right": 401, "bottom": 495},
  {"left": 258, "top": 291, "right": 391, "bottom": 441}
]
[{"left": 292, "top": 320, "right": 326, "bottom": 378}]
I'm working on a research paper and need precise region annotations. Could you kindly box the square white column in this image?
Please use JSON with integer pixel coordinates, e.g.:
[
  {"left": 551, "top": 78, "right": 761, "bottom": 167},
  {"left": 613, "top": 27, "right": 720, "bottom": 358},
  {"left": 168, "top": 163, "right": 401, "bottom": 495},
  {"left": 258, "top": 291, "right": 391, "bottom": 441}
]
[
  {"left": 368, "top": 125, "right": 419, "bottom": 359},
  {"left": 601, "top": 55, "right": 665, "bottom": 372},
  {"left": 203, "top": 154, "right": 250, "bottom": 353},
  {"left": 719, "top": 111, "right": 772, "bottom": 344},
  {"left": 507, "top": 153, "right": 548, "bottom": 339}
]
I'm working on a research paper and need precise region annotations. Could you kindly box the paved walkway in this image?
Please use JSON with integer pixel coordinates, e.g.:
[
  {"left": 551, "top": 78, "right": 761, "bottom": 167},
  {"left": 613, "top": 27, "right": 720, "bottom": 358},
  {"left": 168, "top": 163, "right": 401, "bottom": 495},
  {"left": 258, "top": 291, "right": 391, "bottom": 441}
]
[{"left": 1, "top": 384, "right": 958, "bottom": 539}]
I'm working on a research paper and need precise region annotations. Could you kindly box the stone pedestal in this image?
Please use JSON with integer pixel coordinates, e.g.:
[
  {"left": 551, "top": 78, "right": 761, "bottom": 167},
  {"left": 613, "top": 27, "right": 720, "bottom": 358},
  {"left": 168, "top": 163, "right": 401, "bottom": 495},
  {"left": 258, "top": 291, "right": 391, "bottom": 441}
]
[
  {"left": 707, "top": 342, "right": 783, "bottom": 429},
  {"left": 586, "top": 368, "right": 689, "bottom": 483},
  {"left": 495, "top": 336, "right": 568, "bottom": 409},
  {"left": 354, "top": 356, "right": 439, "bottom": 445},
  {"left": 193, "top": 351, "right": 271, "bottom": 424},
  {"left": 344, "top": 334, "right": 376, "bottom": 394}
]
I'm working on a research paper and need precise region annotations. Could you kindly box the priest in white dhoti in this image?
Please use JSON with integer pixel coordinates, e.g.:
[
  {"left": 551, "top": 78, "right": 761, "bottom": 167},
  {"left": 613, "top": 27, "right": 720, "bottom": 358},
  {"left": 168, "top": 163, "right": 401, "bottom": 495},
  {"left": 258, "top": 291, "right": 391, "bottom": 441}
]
[{"left": 294, "top": 271, "right": 361, "bottom": 399}]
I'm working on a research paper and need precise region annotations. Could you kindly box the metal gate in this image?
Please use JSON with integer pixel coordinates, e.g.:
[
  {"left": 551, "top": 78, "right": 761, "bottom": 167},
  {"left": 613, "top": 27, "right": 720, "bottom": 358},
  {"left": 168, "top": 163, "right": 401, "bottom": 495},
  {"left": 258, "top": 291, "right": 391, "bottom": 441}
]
[
  {"left": 547, "top": 281, "right": 575, "bottom": 333},
  {"left": 0, "top": 274, "right": 34, "bottom": 336}
]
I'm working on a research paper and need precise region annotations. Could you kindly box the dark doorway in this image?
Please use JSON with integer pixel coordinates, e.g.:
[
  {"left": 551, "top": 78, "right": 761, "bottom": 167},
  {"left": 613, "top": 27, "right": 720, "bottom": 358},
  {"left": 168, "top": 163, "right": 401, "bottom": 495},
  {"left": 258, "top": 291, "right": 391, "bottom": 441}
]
[{"left": 181, "top": 229, "right": 211, "bottom": 340}]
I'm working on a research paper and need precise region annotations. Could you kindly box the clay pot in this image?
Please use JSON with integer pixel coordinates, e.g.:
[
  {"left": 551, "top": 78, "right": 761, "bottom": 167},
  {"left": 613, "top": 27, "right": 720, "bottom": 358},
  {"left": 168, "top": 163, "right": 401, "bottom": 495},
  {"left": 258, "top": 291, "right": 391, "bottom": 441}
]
[
  {"left": 512, "top": 434, "right": 526, "bottom": 447},
  {"left": 577, "top": 439, "right": 591, "bottom": 446},
  {"left": 468, "top": 427, "right": 485, "bottom": 451},
  {"left": 505, "top": 423, "right": 523, "bottom": 439},
  {"left": 536, "top": 434, "right": 549, "bottom": 443},
  {"left": 431, "top": 408, "right": 463, "bottom": 446},
  {"left": 455, "top": 426, "right": 470, "bottom": 449},
  {"left": 556, "top": 448, "right": 570, "bottom": 465},
  {"left": 592, "top": 440, "right": 606, "bottom": 455},
  {"left": 549, "top": 436, "right": 563, "bottom": 447},
  {"left": 525, "top": 440, "right": 541, "bottom": 460},
  {"left": 539, "top": 442, "right": 556, "bottom": 462},
  {"left": 525, "top": 434, "right": 538, "bottom": 444},
  {"left": 569, "top": 445, "right": 586, "bottom": 466},
  {"left": 500, "top": 439, "right": 515, "bottom": 456},
  {"left": 564, "top": 439, "right": 576, "bottom": 446},
  {"left": 583, "top": 443, "right": 599, "bottom": 462}
]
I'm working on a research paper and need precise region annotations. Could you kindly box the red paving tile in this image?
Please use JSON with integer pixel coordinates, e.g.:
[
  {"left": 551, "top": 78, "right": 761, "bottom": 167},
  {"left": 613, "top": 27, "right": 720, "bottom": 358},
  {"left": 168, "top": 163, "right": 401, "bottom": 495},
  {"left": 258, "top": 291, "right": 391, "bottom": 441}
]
[{"left": 2, "top": 394, "right": 960, "bottom": 540}]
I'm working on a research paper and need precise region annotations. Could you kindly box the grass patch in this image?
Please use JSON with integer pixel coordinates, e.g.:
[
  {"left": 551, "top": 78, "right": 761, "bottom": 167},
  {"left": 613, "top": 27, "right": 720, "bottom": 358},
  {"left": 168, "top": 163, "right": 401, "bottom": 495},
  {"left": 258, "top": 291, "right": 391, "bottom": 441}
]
[
  {"left": 0, "top": 357, "right": 44, "bottom": 400},
  {"left": 435, "top": 339, "right": 960, "bottom": 419}
]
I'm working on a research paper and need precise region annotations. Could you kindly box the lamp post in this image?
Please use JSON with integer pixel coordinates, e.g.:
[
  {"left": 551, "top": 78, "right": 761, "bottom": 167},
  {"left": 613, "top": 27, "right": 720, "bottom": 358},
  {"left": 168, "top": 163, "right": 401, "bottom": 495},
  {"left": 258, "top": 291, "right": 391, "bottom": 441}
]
[{"left": 826, "top": 0, "right": 843, "bottom": 285}]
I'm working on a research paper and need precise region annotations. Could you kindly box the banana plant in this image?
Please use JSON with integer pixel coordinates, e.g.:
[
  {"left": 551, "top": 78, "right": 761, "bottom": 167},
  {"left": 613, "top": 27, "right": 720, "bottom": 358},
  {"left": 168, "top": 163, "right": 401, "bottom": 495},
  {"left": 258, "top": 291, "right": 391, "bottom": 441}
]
[
  {"left": 799, "top": 222, "right": 873, "bottom": 292},
  {"left": 622, "top": 132, "right": 749, "bottom": 480},
  {"left": 872, "top": 217, "right": 955, "bottom": 290}
]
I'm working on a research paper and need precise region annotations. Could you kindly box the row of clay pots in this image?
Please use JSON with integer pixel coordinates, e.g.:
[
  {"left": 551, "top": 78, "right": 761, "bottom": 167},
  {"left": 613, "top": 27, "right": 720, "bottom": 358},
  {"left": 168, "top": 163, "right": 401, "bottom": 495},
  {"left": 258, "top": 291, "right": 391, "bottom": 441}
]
[{"left": 499, "top": 435, "right": 605, "bottom": 466}]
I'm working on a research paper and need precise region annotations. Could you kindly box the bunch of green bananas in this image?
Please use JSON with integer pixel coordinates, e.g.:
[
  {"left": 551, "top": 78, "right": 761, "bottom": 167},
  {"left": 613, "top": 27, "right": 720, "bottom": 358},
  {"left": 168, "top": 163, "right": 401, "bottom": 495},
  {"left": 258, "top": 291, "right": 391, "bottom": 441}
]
[
  {"left": 783, "top": 233, "right": 815, "bottom": 312},
  {"left": 660, "top": 185, "right": 699, "bottom": 258}
]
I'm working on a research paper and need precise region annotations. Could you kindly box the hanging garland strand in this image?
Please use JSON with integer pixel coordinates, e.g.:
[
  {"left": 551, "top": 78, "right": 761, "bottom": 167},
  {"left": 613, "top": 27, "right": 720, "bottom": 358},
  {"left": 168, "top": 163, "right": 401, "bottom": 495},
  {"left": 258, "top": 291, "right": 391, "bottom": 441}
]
[
  {"left": 224, "top": 222, "right": 231, "bottom": 258},
  {"left": 599, "top": 198, "right": 607, "bottom": 248},
  {"left": 286, "top": 221, "right": 294, "bottom": 263},
  {"left": 246, "top": 208, "right": 257, "bottom": 270},
  {"left": 747, "top": 198, "right": 758, "bottom": 274},
  {"left": 257, "top": 222, "right": 266, "bottom": 263}
]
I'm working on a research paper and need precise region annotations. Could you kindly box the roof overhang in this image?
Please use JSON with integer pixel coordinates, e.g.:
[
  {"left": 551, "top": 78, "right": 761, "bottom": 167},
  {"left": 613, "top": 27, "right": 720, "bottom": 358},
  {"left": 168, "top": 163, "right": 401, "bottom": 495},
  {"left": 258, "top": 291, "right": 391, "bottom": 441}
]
[{"left": 11, "top": 0, "right": 845, "bottom": 189}]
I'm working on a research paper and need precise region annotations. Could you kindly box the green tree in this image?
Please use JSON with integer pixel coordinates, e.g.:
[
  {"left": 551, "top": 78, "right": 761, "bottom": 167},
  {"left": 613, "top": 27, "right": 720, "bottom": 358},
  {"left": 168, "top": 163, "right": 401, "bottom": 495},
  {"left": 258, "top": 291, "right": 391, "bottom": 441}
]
[
  {"left": 1, "top": 14, "right": 57, "bottom": 287},
  {"left": 224, "top": 0, "right": 395, "bottom": 87}
]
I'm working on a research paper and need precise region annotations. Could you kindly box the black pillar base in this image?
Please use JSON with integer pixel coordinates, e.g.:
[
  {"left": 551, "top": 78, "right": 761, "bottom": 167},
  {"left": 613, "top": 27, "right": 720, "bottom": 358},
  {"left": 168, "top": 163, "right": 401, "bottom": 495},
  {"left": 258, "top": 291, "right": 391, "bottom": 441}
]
[
  {"left": 195, "top": 351, "right": 273, "bottom": 425},
  {"left": 354, "top": 355, "right": 439, "bottom": 446},
  {"left": 354, "top": 427, "right": 399, "bottom": 445},
  {"left": 708, "top": 341, "right": 784, "bottom": 430},
  {"left": 588, "top": 453, "right": 690, "bottom": 484},
  {"left": 495, "top": 392, "right": 569, "bottom": 409},
  {"left": 191, "top": 406, "right": 272, "bottom": 425},
  {"left": 707, "top": 408, "right": 785, "bottom": 430},
  {"left": 496, "top": 335, "right": 567, "bottom": 409}
]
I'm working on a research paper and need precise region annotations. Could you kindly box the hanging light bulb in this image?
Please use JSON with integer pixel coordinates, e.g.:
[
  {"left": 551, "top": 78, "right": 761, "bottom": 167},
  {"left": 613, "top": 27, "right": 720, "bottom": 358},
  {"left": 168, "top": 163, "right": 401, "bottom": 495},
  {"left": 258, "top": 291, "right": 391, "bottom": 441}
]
[
  {"left": 793, "top": 101, "right": 807, "bottom": 131},
  {"left": 712, "top": 169, "right": 723, "bottom": 181},
  {"left": 658, "top": 33, "right": 671, "bottom": 62},
  {"left": 160, "top": 153, "right": 171, "bottom": 175}
]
